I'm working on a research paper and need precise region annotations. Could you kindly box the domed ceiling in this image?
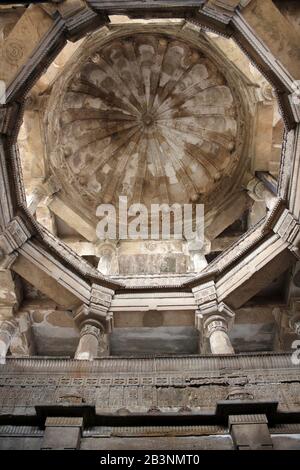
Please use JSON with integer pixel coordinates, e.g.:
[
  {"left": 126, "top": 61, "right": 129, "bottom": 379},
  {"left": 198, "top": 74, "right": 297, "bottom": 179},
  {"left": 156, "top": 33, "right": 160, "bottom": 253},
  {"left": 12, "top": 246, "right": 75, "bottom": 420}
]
[{"left": 46, "top": 31, "right": 247, "bottom": 224}]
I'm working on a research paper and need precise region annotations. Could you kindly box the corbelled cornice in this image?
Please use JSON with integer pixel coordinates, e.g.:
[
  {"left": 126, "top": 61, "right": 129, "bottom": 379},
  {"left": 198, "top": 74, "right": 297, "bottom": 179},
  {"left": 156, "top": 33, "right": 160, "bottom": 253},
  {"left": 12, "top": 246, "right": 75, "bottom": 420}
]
[{"left": 0, "top": 0, "right": 299, "bottom": 312}]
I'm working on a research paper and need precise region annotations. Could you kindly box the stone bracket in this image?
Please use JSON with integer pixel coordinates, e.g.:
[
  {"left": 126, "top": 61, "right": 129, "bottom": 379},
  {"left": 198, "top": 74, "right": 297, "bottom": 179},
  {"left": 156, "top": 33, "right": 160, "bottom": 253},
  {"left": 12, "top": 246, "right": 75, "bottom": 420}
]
[
  {"left": 229, "top": 414, "right": 273, "bottom": 450},
  {"left": 202, "top": 0, "right": 242, "bottom": 24},
  {"left": 74, "top": 298, "right": 113, "bottom": 334},
  {"left": 195, "top": 300, "right": 235, "bottom": 335},
  {"left": 62, "top": 8, "right": 109, "bottom": 42},
  {"left": 42, "top": 416, "right": 82, "bottom": 450},
  {"left": 192, "top": 277, "right": 217, "bottom": 306},
  {"left": 43, "top": 1, "right": 109, "bottom": 42},
  {"left": 273, "top": 209, "right": 300, "bottom": 257},
  {"left": 0, "top": 217, "right": 32, "bottom": 255}
]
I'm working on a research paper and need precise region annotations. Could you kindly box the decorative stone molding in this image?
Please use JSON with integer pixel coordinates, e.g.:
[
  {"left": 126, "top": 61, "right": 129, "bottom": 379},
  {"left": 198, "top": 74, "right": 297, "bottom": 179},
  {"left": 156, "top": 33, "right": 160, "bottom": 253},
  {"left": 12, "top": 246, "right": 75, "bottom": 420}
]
[
  {"left": 43, "top": 0, "right": 109, "bottom": 42},
  {"left": 202, "top": 0, "right": 241, "bottom": 24},
  {"left": 0, "top": 217, "right": 32, "bottom": 254},
  {"left": 90, "top": 284, "right": 114, "bottom": 323},
  {"left": 45, "top": 417, "right": 83, "bottom": 428},
  {"left": 192, "top": 277, "right": 217, "bottom": 305},
  {"left": 226, "top": 387, "right": 254, "bottom": 401}
]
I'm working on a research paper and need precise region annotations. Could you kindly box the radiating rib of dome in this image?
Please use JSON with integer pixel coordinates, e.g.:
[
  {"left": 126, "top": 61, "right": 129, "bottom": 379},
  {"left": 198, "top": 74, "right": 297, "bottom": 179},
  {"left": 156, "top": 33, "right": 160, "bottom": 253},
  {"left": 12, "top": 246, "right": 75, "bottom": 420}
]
[{"left": 54, "top": 34, "right": 239, "bottom": 209}]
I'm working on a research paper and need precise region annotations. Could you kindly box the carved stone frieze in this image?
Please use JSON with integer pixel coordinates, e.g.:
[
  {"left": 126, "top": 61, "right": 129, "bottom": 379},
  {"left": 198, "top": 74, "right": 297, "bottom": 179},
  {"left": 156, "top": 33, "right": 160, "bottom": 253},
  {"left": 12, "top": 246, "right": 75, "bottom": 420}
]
[{"left": 0, "top": 354, "right": 299, "bottom": 413}]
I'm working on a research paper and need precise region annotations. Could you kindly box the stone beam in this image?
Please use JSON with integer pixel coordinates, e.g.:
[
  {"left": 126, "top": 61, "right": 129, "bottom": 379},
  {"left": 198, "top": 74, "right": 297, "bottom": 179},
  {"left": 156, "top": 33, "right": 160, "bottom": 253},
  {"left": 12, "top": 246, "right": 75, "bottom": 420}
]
[
  {"left": 218, "top": 235, "right": 295, "bottom": 309},
  {"left": 211, "top": 236, "right": 240, "bottom": 252},
  {"left": 60, "top": 238, "right": 96, "bottom": 257},
  {"left": 0, "top": 2, "right": 108, "bottom": 101},
  {"left": 241, "top": 0, "right": 300, "bottom": 81},
  {"left": 47, "top": 196, "right": 97, "bottom": 243},
  {"left": 0, "top": 5, "right": 54, "bottom": 88},
  {"left": 12, "top": 254, "right": 82, "bottom": 310},
  {"left": 229, "top": 414, "right": 273, "bottom": 450},
  {"left": 88, "top": 0, "right": 205, "bottom": 16}
]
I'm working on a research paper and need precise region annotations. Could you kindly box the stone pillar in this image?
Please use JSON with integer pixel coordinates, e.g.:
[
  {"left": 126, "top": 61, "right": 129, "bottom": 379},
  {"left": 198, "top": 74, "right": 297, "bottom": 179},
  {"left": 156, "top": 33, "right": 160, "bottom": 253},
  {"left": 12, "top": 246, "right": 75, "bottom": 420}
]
[
  {"left": 0, "top": 319, "right": 18, "bottom": 364},
  {"left": 206, "top": 316, "right": 235, "bottom": 354},
  {"left": 74, "top": 296, "right": 113, "bottom": 360},
  {"left": 196, "top": 302, "right": 235, "bottom": 355},
  {"left": 75, "top": 321, "right": 104, "bottom": 361}
]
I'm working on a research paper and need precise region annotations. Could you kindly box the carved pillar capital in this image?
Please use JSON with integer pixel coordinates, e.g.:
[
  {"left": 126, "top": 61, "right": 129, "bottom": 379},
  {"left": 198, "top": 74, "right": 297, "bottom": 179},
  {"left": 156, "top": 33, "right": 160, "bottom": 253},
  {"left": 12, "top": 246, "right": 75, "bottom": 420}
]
[
  {"left": 205, "top": 316, "right": 230, "bottom": 337},
  {"left": 195, "top": 301, "right": 235, "bottom": 334},
  {"left": 79, "top": 321, "right": 103, "bottom": 340},
  {"left": 75, "top": 318, "right": 107, "bottom": 361},
  {"left": 73, "top": 301, "right": 113, "bottom": 334},
  {"left": 195, "top": 301, "right": 235, "bottom": 354}
]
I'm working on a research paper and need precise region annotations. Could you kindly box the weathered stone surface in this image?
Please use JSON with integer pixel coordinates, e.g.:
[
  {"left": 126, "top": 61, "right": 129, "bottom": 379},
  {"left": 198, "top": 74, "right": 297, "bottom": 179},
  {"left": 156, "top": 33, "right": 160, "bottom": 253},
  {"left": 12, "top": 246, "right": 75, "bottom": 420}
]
[{"left": 46, "top": 28, "right": 244, "bottom": 224}]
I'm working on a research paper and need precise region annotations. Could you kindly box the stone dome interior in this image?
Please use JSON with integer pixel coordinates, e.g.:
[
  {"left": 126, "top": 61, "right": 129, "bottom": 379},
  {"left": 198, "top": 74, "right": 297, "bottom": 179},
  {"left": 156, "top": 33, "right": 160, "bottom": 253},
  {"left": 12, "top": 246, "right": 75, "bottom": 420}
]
[{"left": 48, "top": 33, "right": 240, "bottom": 212}]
